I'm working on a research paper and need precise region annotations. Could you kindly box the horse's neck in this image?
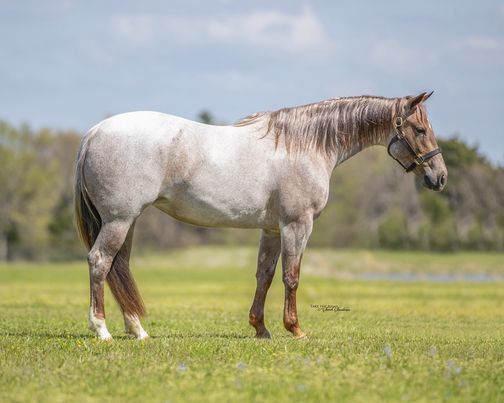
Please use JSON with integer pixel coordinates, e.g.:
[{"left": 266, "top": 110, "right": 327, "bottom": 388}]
[
  {"left": 328, "top": 116, "right": 393, "bottom": 170},
  {"left": 331, "top": 130, "right": 390, "bottom": 168}
]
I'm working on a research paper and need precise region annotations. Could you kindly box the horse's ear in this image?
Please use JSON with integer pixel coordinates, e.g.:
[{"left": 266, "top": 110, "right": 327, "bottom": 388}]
[
  {"left": 423, "top": 90, "right": 434, "bottom": 102},
  {"left": 405, "top": 92, "right": 426, "bottom": 116}
]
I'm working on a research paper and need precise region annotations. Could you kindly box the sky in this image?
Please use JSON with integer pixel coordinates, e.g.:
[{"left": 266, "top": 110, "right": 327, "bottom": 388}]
[{"left": 1, "top": 0, "right": 503, "bottom": 163}]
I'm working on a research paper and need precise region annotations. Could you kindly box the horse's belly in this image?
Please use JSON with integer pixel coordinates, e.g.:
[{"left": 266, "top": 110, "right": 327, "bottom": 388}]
[
  {"left": 154, "top": 186, "right": 276, "bottom": 229},
  {"left": 152, "top": 122, "right": 279, "bottom": 229}
]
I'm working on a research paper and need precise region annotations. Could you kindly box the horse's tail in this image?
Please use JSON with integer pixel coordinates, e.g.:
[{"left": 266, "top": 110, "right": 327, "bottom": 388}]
[
  {"left": 74, "top": 126, "right": 101, "bottom": 251},
  {"left": 74, "top": 126, "right": 145, "bottom": 317}
]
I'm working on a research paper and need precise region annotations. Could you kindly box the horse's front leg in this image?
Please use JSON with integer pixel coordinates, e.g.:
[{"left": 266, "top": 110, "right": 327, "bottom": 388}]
[
  {"left": 249, "top": 230, "right": 281, "bottom": 338},
  {"left": 280, "top": 216, "right": 313, "bottom": 338}
]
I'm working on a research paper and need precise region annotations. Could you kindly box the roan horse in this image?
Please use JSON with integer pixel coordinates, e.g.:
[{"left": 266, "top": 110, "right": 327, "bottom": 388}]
[{"left": 75, "top": 92, "right": 447, "bottom": 340}]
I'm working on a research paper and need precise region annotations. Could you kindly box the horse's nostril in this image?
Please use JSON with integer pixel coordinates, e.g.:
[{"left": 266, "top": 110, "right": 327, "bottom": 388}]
[
  {"left": 439, "top": 174, "right": 446, "bottom": 187},
  {"left": 424, "top": 175, "right": 434, "bottom": 188}
]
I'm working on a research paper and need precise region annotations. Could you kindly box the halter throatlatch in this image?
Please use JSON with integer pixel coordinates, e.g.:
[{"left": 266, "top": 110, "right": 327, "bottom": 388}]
[{"left": 387, "top": 115, "right": 442, "bottom": 172}]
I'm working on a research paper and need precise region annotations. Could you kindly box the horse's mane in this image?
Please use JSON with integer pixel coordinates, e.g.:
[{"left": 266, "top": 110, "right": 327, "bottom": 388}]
[{"left": 234, "top": 96, "right": 399, "bottom": 155}]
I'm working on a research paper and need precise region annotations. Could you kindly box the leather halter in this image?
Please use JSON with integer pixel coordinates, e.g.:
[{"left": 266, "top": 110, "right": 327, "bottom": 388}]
[{"left": 387, "top": 116, "right": 442, "bottom": 173}]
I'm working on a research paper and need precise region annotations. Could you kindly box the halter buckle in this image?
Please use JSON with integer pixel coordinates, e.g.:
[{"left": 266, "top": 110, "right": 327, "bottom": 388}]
[
  {"left": 394, "top": 116, "right": 404, "bottom": 128},
  {"left": 414, "top": 155, "right": 425, "bottom": 165}
]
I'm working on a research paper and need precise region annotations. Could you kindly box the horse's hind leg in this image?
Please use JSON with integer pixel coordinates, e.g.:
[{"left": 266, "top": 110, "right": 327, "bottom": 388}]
[
  {"left": 249, "top": 230, "right": 281, "bottom": 338},
  {"left": 119, "top": 223, "right": 149, "bottom": 340},
  {"left": 88, "top": 219, "right": 132, "bottom": 340}
]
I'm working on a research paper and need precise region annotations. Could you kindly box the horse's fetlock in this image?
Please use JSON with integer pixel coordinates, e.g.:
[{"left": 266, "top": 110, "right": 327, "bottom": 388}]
[
  {"left": 283, "top": 316, "right": 298, "bottom": 330},
  {"left": 249, "top": 312, "right": 263, "bottom": 327}
]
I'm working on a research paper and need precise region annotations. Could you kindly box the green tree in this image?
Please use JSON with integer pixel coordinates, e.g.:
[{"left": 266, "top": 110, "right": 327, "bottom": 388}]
[
  {"left": 0, "top": 122, "right": 59, "bottom": 260},
  {"left": 45, "top": 131, "right": 83, "bottom": 259},
  {"left": 378, "top": 209, "right": 410, "bottom": 249},
  {"left": 438, "top": 136, "right": 487, "bottom": 169},
  {"left": 419, "top": 191, "right": 458, "bottom": 251},
  {"left": 198, "top": 110, "right": 215, "bottom": 125}
]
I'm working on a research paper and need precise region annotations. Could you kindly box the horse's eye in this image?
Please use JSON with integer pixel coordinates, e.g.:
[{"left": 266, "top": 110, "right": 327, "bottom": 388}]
[{"left": 415, "top": 127, "right": 426, "bottom": 135}]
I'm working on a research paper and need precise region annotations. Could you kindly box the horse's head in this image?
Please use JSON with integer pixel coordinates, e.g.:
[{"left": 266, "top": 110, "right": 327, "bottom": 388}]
[{"left": 387, "top": 91, "right": 447, "bottom": 191}]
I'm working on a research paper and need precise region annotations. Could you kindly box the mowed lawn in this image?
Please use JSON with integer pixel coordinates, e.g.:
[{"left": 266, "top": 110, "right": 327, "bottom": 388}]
[{"left": 0, "top": 247, "right": 503, "bottom": 402}]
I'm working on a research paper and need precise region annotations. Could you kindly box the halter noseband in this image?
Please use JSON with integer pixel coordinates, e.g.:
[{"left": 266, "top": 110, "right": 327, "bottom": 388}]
[{"left": 387, "top": 115, "right": 442, "bottom": 173}]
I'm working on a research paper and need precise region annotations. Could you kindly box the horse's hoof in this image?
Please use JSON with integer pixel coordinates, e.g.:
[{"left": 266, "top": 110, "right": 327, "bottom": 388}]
[
  {"left": 255, "top": 330, "right": 272, "bottom": 339},
  {"left": 294, "top": 332, "right": 307, "bottom": 340},
  {"left": 91, "top": 327, "right": 113, "bottom": 341},
  {"left": 126, "top": 329, "right": 150, "bottom": 340}
]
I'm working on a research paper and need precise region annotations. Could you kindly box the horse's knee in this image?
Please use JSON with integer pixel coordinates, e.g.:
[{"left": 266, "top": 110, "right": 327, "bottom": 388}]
[
  {"left": 256, "top": 267, "right": 275, "bottom": 283},
  {"left": 282, "top": 275, "right": 299, "bottom": 291}
]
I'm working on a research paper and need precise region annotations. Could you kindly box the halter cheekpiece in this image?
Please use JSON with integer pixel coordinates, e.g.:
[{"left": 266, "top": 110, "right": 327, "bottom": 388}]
[{"left": 387, "top": 115, "right": 442, "bottom": 172}]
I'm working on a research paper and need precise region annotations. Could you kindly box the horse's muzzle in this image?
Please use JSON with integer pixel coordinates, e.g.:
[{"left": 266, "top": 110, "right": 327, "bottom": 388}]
[{"left": 424, "top": 173, "right": 447, "bottom": 191}]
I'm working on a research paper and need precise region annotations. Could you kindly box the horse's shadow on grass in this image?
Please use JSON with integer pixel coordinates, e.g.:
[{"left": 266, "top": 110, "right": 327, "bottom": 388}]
[
  {"left": 0, "top": 331, "right": 252, "bottom": 340},
  {"left": 154, "top": 332, "right": 251, "bottom": 340},
  {"left": 1, "top": 331, "right": 91, "bottom": 339}
]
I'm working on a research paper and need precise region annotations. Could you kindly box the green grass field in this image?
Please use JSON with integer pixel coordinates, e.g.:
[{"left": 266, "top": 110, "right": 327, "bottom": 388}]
[{"left": 1, "top": 247, "right": 503, "bottom": 402}]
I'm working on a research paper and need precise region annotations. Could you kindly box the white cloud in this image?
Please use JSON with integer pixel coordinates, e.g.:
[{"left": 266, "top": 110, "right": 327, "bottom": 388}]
[
  {"left": 110, "top": 7, "right": 334, "bottom": 53},
  {"left": 449, "top": 36, "right": 504, "bottom": 66},
  {"left": 369, "top": 40, "right": 438, "bottom": 74},
  {"left": 79, "top": 39, "right": 116, "bottom": 65},
  {"left": 200, "top": 71, "right": 260, "bottom": 91},
  {"left": 459, "top": 36, "right": 504, "bottom": 51}
]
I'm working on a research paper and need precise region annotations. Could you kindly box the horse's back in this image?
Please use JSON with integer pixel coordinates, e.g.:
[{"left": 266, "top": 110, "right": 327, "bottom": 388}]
[{"left": 81, "top": 111, "right": 279, "bottom": 226}]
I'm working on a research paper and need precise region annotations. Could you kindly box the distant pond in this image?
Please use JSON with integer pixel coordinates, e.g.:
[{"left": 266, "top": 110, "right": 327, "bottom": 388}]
[{"left": 359, "top": 272, "right": 503, "bottom": 283}]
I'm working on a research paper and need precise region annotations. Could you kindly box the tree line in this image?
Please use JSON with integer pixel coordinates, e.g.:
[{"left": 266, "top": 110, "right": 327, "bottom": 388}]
[{"left": 0, "top": 114, "right": 503, "bottom": 261}]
